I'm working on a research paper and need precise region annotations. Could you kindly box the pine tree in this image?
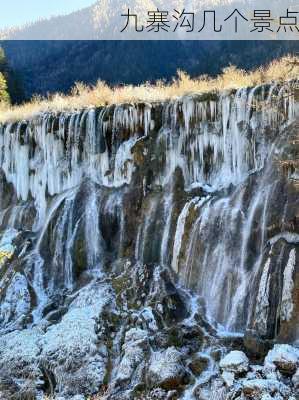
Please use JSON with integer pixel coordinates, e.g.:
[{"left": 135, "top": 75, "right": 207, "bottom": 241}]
[
  {"left": 0, "top": 72, "right": 10, "bottom": 104},
  {"left": 0, "top": 47, "right": 10, "bottom": 104},
  {"left": 0, "top": 46, "right": 24, "bottom": 104}
]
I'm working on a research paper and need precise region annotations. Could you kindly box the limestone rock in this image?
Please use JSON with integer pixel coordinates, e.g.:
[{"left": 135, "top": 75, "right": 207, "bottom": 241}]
[
  {"left": 0, "top": 328, "right": 42, "bottom": 399},
  {"left": 265, "top": 345, "right": 299, "bottom": 376},
  {"left": 219, "top": 351, "right": 249, "bottom": 375},
  {"left": 113, "top": 327, "right": 149, "bottom": 395},
  {"left": 39, "top": 283, "right": 112, "bottom": 397},
  {"left": 242, "top": 378, "right": 291, "bottom": 398},
  {"left": 188, "top": 354, "right": 210, "bottom": 376},
  {"left": 148, "top": 347, "right": 189, "bottom": 390}
]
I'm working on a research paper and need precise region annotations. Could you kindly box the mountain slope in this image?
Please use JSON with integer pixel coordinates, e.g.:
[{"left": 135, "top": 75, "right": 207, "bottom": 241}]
[
  {"left": 3, "top": 40, "right": 298, "bottom": 99},
  {"left": 1, "top": 0, "right": 298, "bottom": 99}
]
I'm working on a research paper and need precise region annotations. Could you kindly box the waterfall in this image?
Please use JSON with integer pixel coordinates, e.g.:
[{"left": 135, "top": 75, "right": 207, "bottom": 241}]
[
  {"left": 0, "top": 81, "right": 296, "bottom": 338},
  {"left": 84, "top": 182, "right": 104, "bottom": 274},
  {"left": 0, "top": 104, "right": 152, "bottom": 229},
  {"left": 0, "top": 80, "right": 298, "bottom": 400}
]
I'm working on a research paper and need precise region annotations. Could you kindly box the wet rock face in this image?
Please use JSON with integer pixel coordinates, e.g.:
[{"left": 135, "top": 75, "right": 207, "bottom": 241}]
[
  {"left": 0, "top": 170, "right": 16, "bottom": 211},
  {"left": 0, "top": 82, "right": 298, "bottom": 399}
]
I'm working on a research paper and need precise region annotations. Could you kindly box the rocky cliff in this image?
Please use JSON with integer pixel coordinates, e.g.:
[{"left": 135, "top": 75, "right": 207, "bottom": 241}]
[{"left": 0, "top": 81, "right": 298, "bottom": 400}]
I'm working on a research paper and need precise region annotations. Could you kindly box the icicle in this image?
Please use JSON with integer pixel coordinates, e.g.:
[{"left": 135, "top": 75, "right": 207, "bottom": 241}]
[
  {"left": 255, "top": 258, "right": 271, "bottom": 335},
  {"left": 280, "top": 249, "right": 296, "bottom": 322},
  {"left": 157, "top": 82, "right": 295, "bottom": 192}
]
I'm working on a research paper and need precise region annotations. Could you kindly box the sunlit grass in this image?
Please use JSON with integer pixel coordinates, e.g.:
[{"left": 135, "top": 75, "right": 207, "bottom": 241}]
[
  {"left": 0, "top": 55, "right": 298, "bottom": 124},
  {"left": 0, "top": 251, "right": 13, "bottom": 265}
]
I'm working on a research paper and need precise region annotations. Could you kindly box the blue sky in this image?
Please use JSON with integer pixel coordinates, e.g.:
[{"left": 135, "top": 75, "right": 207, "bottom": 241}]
[{"left": 0, "top": 0, "right": 95, "bottom": 29}]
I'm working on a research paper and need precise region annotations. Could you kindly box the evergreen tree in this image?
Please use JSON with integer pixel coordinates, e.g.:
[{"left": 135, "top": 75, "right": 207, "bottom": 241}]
[
  {"left": 0, "top": 46, "right": 24, "bottom": 104},
  {"left": 0, "top": 72, "right": 10, "bottom": 104},
  {"left": 2, "top": 40, "right": 299, "bottom": 100}
]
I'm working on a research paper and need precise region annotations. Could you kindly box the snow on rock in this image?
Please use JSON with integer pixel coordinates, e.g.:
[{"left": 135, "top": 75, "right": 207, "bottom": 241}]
[
  {"left": 292, "top": 368, "right": 299, "bottom": 388},
  {"left": 113, "top": 327, "right": 149, "bottom": 392},
  {"left": 221, "top": 370, "right": 235, "bottom": 387},
  {"left": 0, "top": 228, "right": 18, "bottom": 255},
  {"left": 0, "top": 327, "right": 42, "bottom": 373},
  {"left": 265, "top": 345, "right": 299, "bottom": 375},
  {"left": 0, "top": 327, "right": 43, "bottom": 398},
  {"left": 219, "top": 350, "right": 249, "bottom": 374},
  {"left": 122, "top": 327, "right": 149, "bottom": 349},
  {"left": 260, "top": 395, "right": 273, "bottom": 400},
  {"left": 38, "top": 282, "right": 113, "bottom": 397},
  {"left": 194, "top": 378, "right": 228, "bottom": 400},
  {"left": 242, "top": 378, "right": 291, "bottom": 398},
  {"left": 0, "top": 273, "right": 30, "bottom": 330},
  {"left": 246, "top": 364, "right": 264, "bottom": 380},
  {"left": 148, "top": 347, "right": 189, "bottom": 390},
  {"left": 216, "top": 346, "right": 299, "bottom": 400},
  {"left": 268, "top": 232, "right": 299, "bottom": 246},
  {"left": 139, "top": 307, "right": 159, "bottom": 331}
]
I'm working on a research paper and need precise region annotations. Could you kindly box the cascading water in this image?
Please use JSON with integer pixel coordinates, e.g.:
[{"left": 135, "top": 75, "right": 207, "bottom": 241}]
[
  {"left": 0, "top": 82, "right": 297, "bottom": 330},
  {"left": 159, "top": 82, "right": 297, "bottom": 334},
  {"left": 0, "top": 81, "right": 298, "bottom": 399}
]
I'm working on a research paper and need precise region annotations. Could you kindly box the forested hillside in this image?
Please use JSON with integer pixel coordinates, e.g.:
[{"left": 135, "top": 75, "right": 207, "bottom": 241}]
[
  {"left": 1, "top": 0, "right": 298, "bottom": 99},
  {"left": 3, "top": 40, "right": 299, "bottom": 100}
]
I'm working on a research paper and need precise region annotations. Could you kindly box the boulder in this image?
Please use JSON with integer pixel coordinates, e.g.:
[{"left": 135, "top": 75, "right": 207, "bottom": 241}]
[
  {"left": 114, "top": 328, "right": 149, "bottom": 390},
  {"left": 188, "top": 354, "right": 210, "bottom": 376},
  {"left": 219, "top": 351, "right": 249, "bottom": 375},
  {"left": 242, "top": 378, "right": 291, "bottom": 398},
  {"left": 265, "top": 345, "right": 299, "bottom": 376},
  {"left": 38, "top": 282, "right": 112, "bottom": 397},
  {"left": 148, "top": 347, "right": 189, "bottom": 390},
  {"left": 0, "top": 328, "right": 42, "bottom": 399}
]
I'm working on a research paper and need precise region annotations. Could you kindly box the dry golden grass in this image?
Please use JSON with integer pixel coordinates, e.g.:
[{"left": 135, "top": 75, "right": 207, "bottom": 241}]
[{"left": 0, "top": 55, "right": 298, "bottom": 124}]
